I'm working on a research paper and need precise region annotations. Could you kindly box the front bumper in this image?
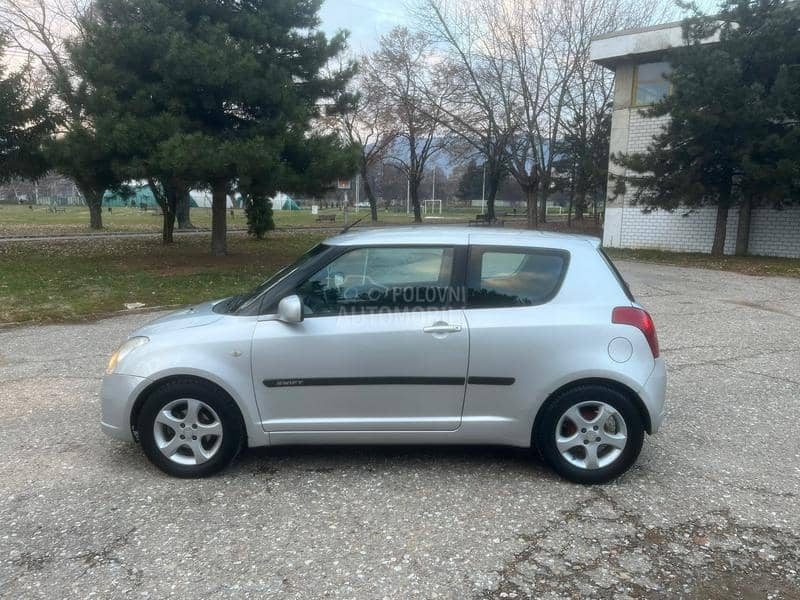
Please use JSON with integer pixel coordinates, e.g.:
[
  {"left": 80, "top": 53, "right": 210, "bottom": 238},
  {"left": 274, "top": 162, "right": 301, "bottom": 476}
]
[
  {"left": 100, "top": 373, "right": 146, "bottom": 442},
  {"left": 640, "top": 357, "right": 667, "bottom": 433}
]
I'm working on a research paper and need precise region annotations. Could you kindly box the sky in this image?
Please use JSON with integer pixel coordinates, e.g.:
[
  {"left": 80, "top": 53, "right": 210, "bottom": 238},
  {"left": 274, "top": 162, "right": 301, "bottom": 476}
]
[{"left": 319, "top": 0, "right": 410, "bottom": 54}]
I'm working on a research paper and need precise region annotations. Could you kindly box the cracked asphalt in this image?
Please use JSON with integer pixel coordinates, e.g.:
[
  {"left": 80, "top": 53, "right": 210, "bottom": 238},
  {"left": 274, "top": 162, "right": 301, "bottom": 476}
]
[{"left": 1, "top": 260, "right": 799, "bottom": 599}]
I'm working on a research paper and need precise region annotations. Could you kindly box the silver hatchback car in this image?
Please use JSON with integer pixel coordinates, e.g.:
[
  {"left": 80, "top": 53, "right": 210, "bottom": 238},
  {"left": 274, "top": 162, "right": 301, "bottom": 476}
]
[{"left": 101, "top": 227, "right": 665, "bottom": 483}]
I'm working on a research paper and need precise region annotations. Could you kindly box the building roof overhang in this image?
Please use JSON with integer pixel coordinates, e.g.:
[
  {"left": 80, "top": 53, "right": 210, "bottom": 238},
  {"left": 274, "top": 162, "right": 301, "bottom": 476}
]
[{"left": 590, "top": 20, "right": 718, "bottom": 69}]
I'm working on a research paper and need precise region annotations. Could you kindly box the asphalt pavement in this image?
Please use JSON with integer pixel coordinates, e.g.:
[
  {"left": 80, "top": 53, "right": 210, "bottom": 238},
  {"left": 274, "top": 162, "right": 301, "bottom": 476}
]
[{"left": 1, "top": 261, "right": 799, "bottom": 598}]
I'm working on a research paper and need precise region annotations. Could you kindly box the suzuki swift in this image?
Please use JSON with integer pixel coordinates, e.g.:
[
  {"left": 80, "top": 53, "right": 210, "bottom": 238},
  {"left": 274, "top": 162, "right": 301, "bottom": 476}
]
[{"left": 101, "top": 227, "right": 666, "bottom": 483}]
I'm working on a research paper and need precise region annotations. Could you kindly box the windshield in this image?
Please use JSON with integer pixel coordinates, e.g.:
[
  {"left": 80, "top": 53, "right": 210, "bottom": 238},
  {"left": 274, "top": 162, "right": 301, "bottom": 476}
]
[{"left": 224, "top": 243, "right": 329, "bottom": 313}]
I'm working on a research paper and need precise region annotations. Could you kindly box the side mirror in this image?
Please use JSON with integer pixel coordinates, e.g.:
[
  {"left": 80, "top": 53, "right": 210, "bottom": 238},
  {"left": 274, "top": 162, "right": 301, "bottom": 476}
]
[{"left": 276, "top": 294, "right": 304, "bottom": 324}]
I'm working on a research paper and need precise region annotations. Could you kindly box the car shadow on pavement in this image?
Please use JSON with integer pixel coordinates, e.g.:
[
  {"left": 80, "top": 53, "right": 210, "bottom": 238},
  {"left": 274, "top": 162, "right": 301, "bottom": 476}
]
[{"left": 233, "top": 444, "right": 554, "bottom": 479}]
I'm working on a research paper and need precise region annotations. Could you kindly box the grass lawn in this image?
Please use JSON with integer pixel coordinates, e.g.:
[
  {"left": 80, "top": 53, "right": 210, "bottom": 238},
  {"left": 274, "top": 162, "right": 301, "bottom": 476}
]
[
  {"left": 0, "top": 204, "right": 486, "bottom": 237},
  {"left": 0, "top": 231, "right": 326, "bottom": 324},
  {"left": 606, "top": 247, "right": 800, "bottom": 279},
  {"left": 0, "top": 204, "right": 585, "bottom": 237}
]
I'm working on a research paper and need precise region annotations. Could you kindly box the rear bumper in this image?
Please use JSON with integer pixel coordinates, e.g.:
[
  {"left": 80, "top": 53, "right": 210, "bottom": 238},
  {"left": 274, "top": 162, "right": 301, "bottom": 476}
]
[
  {"left": 641, "top": 358, "right": 667, "bottom": 433},
  {"left": 100, "top": 373, "right": 146, "bottom": 442}
]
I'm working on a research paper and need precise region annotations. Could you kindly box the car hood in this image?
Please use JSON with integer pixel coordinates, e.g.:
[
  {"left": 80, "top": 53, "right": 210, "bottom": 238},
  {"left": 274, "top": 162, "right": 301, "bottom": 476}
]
[{"left": 134, "top": 299, "right": 226, "bottom": 336}]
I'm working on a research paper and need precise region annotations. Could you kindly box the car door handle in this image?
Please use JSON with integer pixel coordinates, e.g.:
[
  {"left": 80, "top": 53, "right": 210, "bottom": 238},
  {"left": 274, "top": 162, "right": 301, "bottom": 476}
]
[{"left": 423, "top": 323, "right": 462, "bottom": 334}]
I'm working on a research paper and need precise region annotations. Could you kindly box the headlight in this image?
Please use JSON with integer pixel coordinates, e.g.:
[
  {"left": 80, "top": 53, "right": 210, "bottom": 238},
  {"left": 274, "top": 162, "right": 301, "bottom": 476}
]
[{"left": 106, "top": 336, "right": 149, "bottom": 374}]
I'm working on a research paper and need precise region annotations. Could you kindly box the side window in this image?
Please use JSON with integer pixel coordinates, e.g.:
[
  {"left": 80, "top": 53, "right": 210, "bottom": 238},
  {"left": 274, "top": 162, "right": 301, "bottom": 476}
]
[
  {"left": 633, "top": 61, "right": 672, "bottom": 106},
  {"left": 296, "top": 246, "right": 456, "bottom": 316},
  {"left": 467, "top": 248, "right": 567, "bottom": 308}
]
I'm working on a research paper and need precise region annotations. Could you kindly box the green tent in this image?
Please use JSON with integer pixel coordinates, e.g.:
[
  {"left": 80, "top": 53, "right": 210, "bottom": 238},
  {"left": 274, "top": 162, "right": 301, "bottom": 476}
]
[{"left": 103, "top": 184, "right": 159, "bottom": 208}]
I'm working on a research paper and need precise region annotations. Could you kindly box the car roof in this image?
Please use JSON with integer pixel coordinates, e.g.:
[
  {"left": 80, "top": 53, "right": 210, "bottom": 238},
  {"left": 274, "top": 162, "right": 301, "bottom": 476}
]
[{"left": 325, "top": 226, "right": 601, "bottom": 250}]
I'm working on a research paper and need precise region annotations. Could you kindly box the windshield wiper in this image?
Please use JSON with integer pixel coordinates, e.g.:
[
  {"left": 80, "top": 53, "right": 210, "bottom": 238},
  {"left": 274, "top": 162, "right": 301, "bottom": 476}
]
[{"left": 225, "top": 294, "right": 245, "bottom": 312}]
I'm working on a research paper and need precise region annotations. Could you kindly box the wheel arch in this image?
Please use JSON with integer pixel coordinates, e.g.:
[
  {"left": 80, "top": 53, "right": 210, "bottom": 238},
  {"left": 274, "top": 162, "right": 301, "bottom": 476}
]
[
  {"left": 130, "top": 375, "right": 249, "bottom": 446},
  {"left": 532, "top": 377, "right": 653, "bottom": 446}
]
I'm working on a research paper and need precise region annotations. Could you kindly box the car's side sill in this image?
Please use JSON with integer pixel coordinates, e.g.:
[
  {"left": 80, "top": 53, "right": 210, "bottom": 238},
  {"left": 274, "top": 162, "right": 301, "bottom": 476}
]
[{"left": 266, "top": 417, "right": 529, "bottom": 448}]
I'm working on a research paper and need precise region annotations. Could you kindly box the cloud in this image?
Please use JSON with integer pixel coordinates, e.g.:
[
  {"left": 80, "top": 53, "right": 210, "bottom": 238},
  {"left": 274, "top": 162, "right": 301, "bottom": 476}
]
[{"left": 320, "top": 0, "right": 409, "bottom": 53}]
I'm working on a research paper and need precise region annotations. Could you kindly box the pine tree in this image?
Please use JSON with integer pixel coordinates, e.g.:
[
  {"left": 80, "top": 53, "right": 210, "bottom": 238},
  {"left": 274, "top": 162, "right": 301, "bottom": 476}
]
[
  {"left": 72, "top": 0, "right": 357, "bottom": 253},
  {"left": 0, "top": 41, "right": 53, "bottom": 183},
  {"left": 612, "top": 0, "right": 800, "bottom": 256}
]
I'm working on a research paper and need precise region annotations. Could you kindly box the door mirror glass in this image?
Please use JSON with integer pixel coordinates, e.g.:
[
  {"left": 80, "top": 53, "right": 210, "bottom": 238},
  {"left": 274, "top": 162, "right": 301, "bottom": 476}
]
[{"left": 276, "top": 294, "right": 304, "bottom": 323}]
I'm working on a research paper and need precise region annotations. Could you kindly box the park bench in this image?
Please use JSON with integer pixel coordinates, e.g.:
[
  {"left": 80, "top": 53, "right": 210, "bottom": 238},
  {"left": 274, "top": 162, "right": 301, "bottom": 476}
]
[
  {"left": 316, "top": 214, "right": 336, "bottom": 223},
  {"left": 468, "top": 213, "right": 504, "bottom": 227}
]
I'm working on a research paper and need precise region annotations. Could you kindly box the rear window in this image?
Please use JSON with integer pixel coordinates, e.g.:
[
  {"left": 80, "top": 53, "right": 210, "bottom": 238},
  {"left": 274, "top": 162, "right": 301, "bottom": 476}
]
[
  {"left": 598, "top": 249, "right": 635, "bottom": 301},
  {"left": 467, "top": 247, "right": 568, "bottom": 308}
]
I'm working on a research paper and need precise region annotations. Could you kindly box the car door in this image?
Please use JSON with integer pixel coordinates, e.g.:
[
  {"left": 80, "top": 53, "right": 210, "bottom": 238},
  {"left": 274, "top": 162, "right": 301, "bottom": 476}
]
[{"left": 251, "top": 245, "right": 469, "bottom": 432}]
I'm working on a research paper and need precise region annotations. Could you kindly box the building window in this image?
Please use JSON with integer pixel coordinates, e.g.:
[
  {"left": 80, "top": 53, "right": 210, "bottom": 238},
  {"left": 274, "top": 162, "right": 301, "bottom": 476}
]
[{"left": 633, "top": 62, "right": 672, "bottom": 106}]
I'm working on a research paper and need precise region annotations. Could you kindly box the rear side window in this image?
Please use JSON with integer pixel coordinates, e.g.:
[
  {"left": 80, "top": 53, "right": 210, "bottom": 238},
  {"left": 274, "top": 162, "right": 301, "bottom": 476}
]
[{"left": 467, "top": 247, "right": 568, "bottom": 308}]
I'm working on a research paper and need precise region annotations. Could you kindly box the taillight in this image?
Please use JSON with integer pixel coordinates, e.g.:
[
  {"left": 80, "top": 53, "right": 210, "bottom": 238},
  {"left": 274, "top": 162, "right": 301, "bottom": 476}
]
[{"left": 612, "top": 306, "right": 660, "bottom": 358}]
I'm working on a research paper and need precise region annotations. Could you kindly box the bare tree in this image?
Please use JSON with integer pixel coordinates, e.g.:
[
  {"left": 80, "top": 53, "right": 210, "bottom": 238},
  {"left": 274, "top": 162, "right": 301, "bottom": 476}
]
[
  {"left": 474, "top": 0, "right": 594, "bottom": 226},
  {"left": 367, "top": 27, "right": 447, "bottom": 223},
  {"left": 414, "top": 0, "right": 677, "bottom": 228},
  {"left": 474, "top": 0, "right": 555, "bottom": 228},
  {"left": 414, "top": 0, "right": 584, "bottom": 225},
  {"left": 0, "top": 0, "right": 117, "bottom": 229},
  {"left": 413, "top": 0, "right": 517, "bottom": 221},
  {"left": 326, "top": 62, "right": 399, "bottom": 222}
]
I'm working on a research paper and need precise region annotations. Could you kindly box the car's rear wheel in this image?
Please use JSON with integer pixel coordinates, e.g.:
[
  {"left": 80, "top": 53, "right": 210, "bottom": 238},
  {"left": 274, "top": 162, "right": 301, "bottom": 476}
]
[
  {"left": 536, "top": 385, "right": 644, "bottom": 484},
  {"left": 137, "top": 379, "right": 244, "bottom": 478}
]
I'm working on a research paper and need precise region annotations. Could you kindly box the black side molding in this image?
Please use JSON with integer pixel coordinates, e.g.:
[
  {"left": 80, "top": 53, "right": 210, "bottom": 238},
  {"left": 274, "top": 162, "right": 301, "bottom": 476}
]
[
  {"left": 263, "top": 376, "right": 516, "bottom": 388},
  {"left": 467, "top": 376, "right": 516, "bottom": 386},
  {"left": 263, "top": 376, "right": 466, "bottom": 388}
]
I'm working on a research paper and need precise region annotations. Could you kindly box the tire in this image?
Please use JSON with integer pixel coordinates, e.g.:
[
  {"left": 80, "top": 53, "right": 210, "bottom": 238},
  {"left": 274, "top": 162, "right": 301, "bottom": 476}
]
[
  {"left": 535, "top": 384, "right": 644, "bottom": 484},
  {"left": 137, "top": 379, "right": 244, "bottom": 478}
]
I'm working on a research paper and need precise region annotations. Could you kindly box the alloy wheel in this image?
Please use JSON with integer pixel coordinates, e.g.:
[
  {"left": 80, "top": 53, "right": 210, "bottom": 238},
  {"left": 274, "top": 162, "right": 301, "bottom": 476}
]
[
  {"left": 555, "top": 401, "right": 628, "bottom": 470},
  {"left": 152, "top": 398, "right": 224, "bottom": 465}
]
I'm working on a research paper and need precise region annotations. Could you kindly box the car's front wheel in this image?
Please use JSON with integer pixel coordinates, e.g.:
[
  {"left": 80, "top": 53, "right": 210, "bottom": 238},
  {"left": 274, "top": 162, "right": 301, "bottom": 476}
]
[
  {"left": 536, "top": 385, "right": 644, "bottom": 484},
  {"left": 137, "top": 379, "right": 244, "bottom": 478}
]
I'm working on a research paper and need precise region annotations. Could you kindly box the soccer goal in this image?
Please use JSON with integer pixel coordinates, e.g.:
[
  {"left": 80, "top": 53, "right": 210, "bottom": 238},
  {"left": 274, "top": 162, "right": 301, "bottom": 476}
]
[{"left": 423, "top": 199, "right": 442, "bottom": 216}]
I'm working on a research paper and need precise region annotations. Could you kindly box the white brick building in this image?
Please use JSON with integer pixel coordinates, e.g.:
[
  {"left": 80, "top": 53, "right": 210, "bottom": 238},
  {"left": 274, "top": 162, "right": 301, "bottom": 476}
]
[{"left": 591, "top": 22, "right": 800, "bottom": 258}]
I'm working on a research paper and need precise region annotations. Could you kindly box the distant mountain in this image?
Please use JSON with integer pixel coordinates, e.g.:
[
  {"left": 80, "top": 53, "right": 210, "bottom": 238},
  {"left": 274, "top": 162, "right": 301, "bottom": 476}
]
[{"left": 380, "top": 137, "right": 555, "bottom": 176}]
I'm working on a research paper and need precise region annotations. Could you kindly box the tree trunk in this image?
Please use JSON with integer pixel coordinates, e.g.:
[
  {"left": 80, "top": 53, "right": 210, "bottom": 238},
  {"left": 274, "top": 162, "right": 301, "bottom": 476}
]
[
  {"left": 575, "top": 194, "right": 586, "bottom": 221},
  {"left": 78, "top": 181, "right": 104, "bottom": 229},
  {"left": 162, "top": 182, "right": 180, "bottom": 244},
  {"left": 410, "top": 184, "right": 422, "bottom": 223},
  {"left": 88, "top": 200, "right": 103, "bottom": 229},
  {"left": 361, "top": 163, "right": 379, "bottom": 222},
  {"left": 567, "top": 192, "right": 574, "bottom": 227},
  {"left": 162, "top": 209, "right": 176, "bottom": 244},
  {"left": 711, "top": 204, "right": 729, "bottom": 257},
  {"left": 538, "top": 178, "right": 549, "bottom": 223},
  {"left": 735, "top": 195, "right": 752, "bottom": 256},
  {"left": 485, "top": 170, "right": 501, "bottom": 221},
  {"left": 525, "top": 185, "right": 538, "bottom": 230},
  {"left": 176, "top": 189, "right": 194, "bottom": 229},
  {"left": 148, "top": 178, "right": 178, "bottom": 244},
  {"left": 211, "top": 180, "right": 228, "bottom": 256}
]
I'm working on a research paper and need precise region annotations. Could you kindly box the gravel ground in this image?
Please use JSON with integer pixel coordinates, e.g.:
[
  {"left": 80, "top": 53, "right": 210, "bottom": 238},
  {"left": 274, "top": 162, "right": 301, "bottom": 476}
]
[{"left": 1, "top": 261, "right": 799, "bottom": 599}]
